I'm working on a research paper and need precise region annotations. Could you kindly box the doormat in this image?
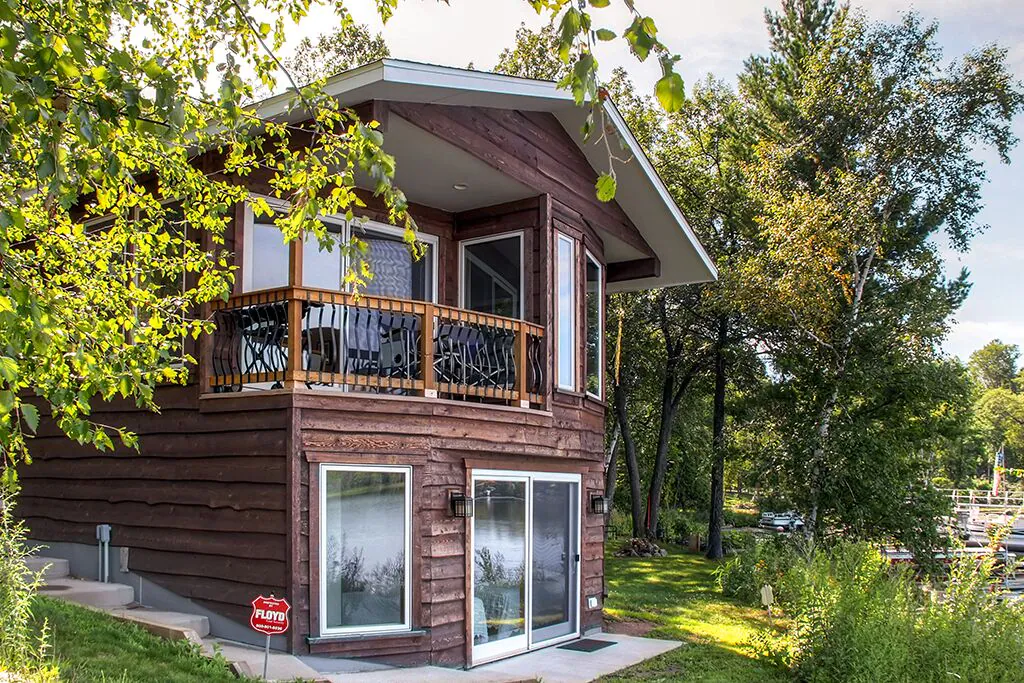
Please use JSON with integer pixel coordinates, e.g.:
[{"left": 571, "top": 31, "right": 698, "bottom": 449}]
[{"left": 557, "top": 639, "right": 616, "bottom": 653}]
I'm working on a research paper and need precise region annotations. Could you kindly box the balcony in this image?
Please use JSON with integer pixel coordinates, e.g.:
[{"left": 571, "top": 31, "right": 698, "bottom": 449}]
[{"left": 208, "top": 287, "right": 548, "bottom": 408}]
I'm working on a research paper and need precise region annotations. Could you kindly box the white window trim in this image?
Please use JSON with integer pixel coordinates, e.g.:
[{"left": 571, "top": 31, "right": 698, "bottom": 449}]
[
  {"left": 458, "top": 231, "right": 525, "bottom": 320},
  {"left": 318, "top": 463, "right": 413, "bottom": 637},
  {"left": 242, "top": 195, "right": 438, "bottom": 301},
  {"left": 584, "top": 250, "right": 603, "bottom": 401},
  {"left": 555, "top": 232, "right": 576, "bottom": 392}
]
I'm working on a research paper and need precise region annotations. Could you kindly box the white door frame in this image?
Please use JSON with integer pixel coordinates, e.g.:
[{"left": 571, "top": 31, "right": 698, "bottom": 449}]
[{"left": 469, "top": 469, "right": 582, "bottom": 667}]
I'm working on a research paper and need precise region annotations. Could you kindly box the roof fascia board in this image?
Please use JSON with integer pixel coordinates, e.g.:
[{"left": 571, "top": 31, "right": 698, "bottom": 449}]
[{"left": 602, "top": 101, "right": 718, "bottom": 281}]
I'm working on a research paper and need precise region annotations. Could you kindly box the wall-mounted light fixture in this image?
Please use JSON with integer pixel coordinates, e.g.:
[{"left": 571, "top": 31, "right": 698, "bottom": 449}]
[
  {"left": 589, "top": 492, "right": 607, "bottom": 515},
  {"left": 450, "top": 490, "right": 474, "bottom": 518}
]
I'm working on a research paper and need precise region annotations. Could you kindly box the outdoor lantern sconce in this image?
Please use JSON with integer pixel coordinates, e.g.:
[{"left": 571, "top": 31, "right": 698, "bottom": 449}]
[
  {"left": 450, "top": 491, "right": 474, "bottom": 518},
  {"left": 589, "top": 492, "right": 607, "bottom": 515}
]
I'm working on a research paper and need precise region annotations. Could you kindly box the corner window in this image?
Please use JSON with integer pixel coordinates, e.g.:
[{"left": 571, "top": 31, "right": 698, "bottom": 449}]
[
  {"left": 320, "top": 464, "right": 412, "bottom": 635},
  {"left": 461, "top": 233, "right": 523, "bottom": 319},
  {"left": 585, "top": 251, "right": 602, "bottom": 399},
  {"left": 556, "top": 233, "right": 576, "bottom": 391}
]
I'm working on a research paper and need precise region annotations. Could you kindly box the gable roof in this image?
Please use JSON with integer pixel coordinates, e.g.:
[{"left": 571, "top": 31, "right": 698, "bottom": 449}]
[{"left": 253, "top": 59, "right": 718, "bottom": 290}]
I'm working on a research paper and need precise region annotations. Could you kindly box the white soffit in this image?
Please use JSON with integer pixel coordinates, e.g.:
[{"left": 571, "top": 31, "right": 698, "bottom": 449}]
[{"left": 252, "top": 59, "right": 718, "bottom": 290}]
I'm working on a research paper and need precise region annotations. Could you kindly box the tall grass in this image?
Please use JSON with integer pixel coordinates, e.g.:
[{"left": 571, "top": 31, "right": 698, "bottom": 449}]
[
  {"left": 750, "top": 541, "right": 1024, "bottom": 682},
  {"left": 0, "top": 486, "right": 57, "bottom": 680}
]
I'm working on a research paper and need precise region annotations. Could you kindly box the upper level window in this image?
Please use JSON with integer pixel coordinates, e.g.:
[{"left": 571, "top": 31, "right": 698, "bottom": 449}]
[
  {"left": 242, "top": 199, "right": 436, "bottom": 302},
  {"left": 585, "top": 251, "right": 603, "bottom": 399},
  {"left": 302, "top": 218, "right": 345, "bottom": 290},
  {"left": 355, "top": 222, "right": 435, "bottom": 302},
  {"left": 320, "top": 464, "right": 412, "bottom": 635},
  {"left": 556, "top": 233, "right": 576, "bottom": 391},
  {"left": 461, "top": 233, "right": 523, "bottom": 319},
  {"left": 243, "top": 210, "right": 290, "bottom": 291}
]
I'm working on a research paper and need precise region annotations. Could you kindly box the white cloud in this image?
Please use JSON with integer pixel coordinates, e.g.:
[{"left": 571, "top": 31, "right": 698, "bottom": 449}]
[{"left": 946, "top": 319, "right": 1024, "bottom": 360}]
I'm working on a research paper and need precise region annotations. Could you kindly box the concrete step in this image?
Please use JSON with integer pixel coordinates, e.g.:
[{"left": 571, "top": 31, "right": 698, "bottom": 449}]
[
  {"left": 39, "top": 578, "right": 134, "bottom": 609},
  {"left": 110, "top": 607, "right": 211, "bottom": 638},
  {"left": 24, "top": 556, "right": 70, "bottom": 582}
]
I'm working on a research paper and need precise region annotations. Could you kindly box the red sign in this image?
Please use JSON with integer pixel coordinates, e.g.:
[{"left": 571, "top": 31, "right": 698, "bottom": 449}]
[{"left": 250, "top": 595, "right": 291, "bottom": 635}]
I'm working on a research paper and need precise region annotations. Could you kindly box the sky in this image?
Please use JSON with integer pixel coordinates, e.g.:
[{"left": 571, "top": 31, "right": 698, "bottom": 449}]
[{"left": 289, "top": 0, "right": 1024, "bottom": 361}]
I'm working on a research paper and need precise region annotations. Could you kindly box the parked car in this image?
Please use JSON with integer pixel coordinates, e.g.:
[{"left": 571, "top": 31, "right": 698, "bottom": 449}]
[{"left": 760, "top": 510, "right": 805, "bottom": 532}]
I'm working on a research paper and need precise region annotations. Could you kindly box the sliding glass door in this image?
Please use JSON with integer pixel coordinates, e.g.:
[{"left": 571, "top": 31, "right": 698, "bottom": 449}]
[{"left": 471, "top": 471, "right": 581, "bottom": 666}]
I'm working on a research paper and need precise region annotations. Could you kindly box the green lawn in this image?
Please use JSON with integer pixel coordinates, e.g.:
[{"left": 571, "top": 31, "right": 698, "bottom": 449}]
[
  {"left": 600, "top": 545, "right": 789, "bottom": 683},
  {"left": 32, "top": 597, "right": 247, "bottom": 682}
]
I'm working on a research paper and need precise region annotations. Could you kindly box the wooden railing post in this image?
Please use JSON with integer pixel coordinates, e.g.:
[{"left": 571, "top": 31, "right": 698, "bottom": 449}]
[
  {"left": 422, "top": 303, "right": 436, "bottom": 398},
  {"left": 516, "top": 324, "right": 529, "bottom": 408},
  {"left": 285, "top": 291, "right": 302, "bottom": 389}
]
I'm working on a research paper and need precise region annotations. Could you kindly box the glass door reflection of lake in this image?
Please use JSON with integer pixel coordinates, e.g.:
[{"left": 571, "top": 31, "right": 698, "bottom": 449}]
[{"left": 473, "top": 483, "right": 527, "bottom": 650}]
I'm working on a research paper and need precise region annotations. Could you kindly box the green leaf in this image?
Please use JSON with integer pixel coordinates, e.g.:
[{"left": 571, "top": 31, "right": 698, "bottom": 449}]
[
  {"left": 589, "top": 0, "right": 610, "bottom": 6},
  {"left": 595, "top": 28, "right": 616, "bottom": 41},
  {"left": 37, "top": 151, "right": 55, "bottom": 179},
  {"left": 595, "top": 172, "right": 617, "bottom": 202},
  {"left": 20, "top": 403, "right": 38, "bottom": 434},
  {"left": 0, "top": 356, "right": 17, "bottom": 383},
  {"left": 55, "top": 56, "right": 80, "bottom": 79},
  {"left": 655, "top": 73, "right": 685, "bottom": 112}
]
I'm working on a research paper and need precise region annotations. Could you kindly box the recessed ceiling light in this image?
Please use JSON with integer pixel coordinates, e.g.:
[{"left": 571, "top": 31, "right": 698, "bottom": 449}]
[{"left": 452, "top": 183, "right": 468, "bottom": 191}]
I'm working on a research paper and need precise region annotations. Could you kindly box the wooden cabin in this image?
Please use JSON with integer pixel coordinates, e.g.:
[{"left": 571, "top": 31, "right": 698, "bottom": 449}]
[{"left": 19, "top": 60, "right": 716, "bottom": 669}]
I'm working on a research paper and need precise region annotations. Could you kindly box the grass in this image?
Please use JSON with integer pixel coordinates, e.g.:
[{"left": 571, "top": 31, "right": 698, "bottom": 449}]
[
  {"left": 31, "top": 596, "right": 247, "bottom": 682},
  {"left": 599, "top": 543, "right": 788, "bottom": 683}
]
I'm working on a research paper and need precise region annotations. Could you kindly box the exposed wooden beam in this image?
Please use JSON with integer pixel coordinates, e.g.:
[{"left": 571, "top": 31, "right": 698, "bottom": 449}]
[
  {"left": 389, "top": 101, "right": 656, "bottom": 258},
  {"left": 607, "top": 257, "right": 661, "bottom": 283},
  {"left": 351, "top": 100, "right": 389, "bottom": 132}
]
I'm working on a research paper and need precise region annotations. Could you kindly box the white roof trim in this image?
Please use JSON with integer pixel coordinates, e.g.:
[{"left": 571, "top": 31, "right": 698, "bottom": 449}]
[
  {"left": 602, "top": 102, "right": 718, "bottom": 280},
  {"left": 249, "top": 58, "right": 717, "bottom": 286}
]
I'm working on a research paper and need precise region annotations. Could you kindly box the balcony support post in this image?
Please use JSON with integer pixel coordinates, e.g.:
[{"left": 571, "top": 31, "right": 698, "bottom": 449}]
[
  {"left": 284, "top": 294, "right": 303, "bottom": 389},
  {"left": 421, "top": 303, "right": 436, "bottom": 398}
]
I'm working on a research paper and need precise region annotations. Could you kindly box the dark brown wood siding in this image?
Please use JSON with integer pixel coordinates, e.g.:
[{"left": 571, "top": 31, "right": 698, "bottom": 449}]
[
  {"left": 292, "top": 390, "right": 604, "bottom": 667},
  {"left": 19, "top": 387, "right": 292, "bottom": 625}
]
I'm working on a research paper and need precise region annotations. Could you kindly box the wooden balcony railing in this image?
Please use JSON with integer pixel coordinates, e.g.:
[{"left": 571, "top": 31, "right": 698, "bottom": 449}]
[{"left": 208, "top": 287, "right": 547, "bottom": 408}]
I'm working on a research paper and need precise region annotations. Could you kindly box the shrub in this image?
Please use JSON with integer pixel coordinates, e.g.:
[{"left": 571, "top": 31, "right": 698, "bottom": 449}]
[
  {"left": 658, "top": 508, "right": 708, "bottom": 545},
  {"left": 755, "top": 540, "right": 1024, "bottom": 683},
  {"left": 607, "top": 508, "right": 632, "bottom": 540},
  {"left": 721, "top": 529, "right": 757, "bottom": 554},
  {"left": 723, "top": 508, "right": 760, "bottom": 527},
  {"left": 715, "top": 534, "right": 802, "bottom": 604}
]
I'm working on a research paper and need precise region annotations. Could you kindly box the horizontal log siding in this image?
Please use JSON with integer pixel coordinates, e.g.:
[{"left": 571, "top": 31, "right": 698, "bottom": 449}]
[
  {"left": 293, "top": 391, "right": 604, "bottom": 667},
  {"left": 18, "top": 386, "right": 291, "bottom": 622}
]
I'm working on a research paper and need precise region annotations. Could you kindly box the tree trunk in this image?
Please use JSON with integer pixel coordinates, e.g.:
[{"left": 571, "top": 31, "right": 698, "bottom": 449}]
[
  {"left": 807, "top": 249, "right": 876, "bottom": 535},
  {"left": 645, "top": 369, "right": 695, "bottom": 539},
  {"left": 604, "top": 427, "right": 620, "bottom": 538},
  {"left": 706, "top": 315, "right": 729, "bottom": 559},
  {"left": 614, "top": 380, "right": 644, "bottom": 538}
]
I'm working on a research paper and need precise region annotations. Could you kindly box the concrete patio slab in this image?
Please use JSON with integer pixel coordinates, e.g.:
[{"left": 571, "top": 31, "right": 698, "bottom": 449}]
[
  {"left": 205, "top": 638, "right": 322, "bottom": 681},
  {"left": 322, "top": 666, "right": 525, "bottom": 682},
  {"left": 474, "top": 634, "right": 681, "bottom": 683}
]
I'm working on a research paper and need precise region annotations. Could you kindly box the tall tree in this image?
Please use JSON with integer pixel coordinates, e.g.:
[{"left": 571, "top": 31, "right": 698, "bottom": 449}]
[
  {"left": 739, "top": 1, "right": 1024, "bottom": 542},
  {"left": 283, "top": 21, "right": 390, "bottom": 86},
  {"left": 656, "top": 79, "right": 761, "bottom": 557},
  {"left": 494, "top": 23, "right": 571, "bottom": 83},
  {"left": 969, "top": 340, "right": 1020, "bottom": 391}
]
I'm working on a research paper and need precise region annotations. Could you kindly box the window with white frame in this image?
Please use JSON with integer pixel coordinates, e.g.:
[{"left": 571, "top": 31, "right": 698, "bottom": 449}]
[
  {"left": 555, "top": 233, "right": 576, "bottom": 390},
  {"left": 242, "top": 200, "right": 437, "bottom": 301},
  {"left": 320, "top": 464, "right": 412, "bottom": 634},
  {"left": 584, "top": 251, "right": 603, "bottom": 399},
  {"left": 461, "top": 233, "right": 523, "bottom": 319}
]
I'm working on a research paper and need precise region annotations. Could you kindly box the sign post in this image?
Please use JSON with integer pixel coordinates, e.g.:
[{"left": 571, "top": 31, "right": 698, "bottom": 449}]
[{"left": 249, "top": 595, "right": 291, "bottom": 680}]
